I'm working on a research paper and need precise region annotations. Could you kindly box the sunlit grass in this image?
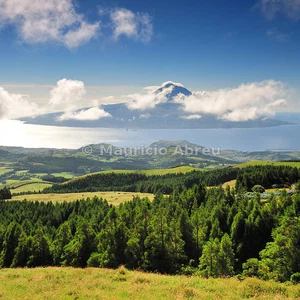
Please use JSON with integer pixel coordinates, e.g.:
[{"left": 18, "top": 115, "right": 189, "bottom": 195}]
[
  {"left": 12, "top": 183, "right": 53, "bottom": 193},
  {"left": 0, "top": 267, "right": 299, "bottom": 300},
  {"left": 12, "top": 191, "right": 154, "bottom": 205},
  {"left": 50, "top": 172, "right": 75, "bottom": 179},
  {"left": 0, "top": 167, "right": 13, "bottom": 175},
  {"left": 222, "top": 180, "right": 237, "bottom": 189},
  {"left": 66, "top": 166, "right": 201, "bottom": 184}
]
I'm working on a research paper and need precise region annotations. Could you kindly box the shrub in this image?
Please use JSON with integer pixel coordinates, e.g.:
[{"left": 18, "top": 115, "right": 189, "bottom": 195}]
[
  {"left": 290, "top": 273, "right": 300, "bottom": 284},
  {"left": 242, "top": 258, "right": 260, "bottom": 278},
  {"left": 252, "top": 185, "right": 265, "bottom": 193}
]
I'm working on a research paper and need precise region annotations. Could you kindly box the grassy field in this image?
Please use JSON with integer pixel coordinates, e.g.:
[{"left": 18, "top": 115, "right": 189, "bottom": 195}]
[
  {"left": 0, "top": 267, "right": 299, "bottom": 300},
  {"left": 142, "top": 166, "right": 200, "bottom": 175},
  {"left": 4, "top": 178, "right": 45, "bottom": 187},
  {"left": 11, "top": 182, "right": 53, "bottom": 193},
  {"left": 50, "top": 172, "right": 75, "bottom": 179},
  {"left": 0, "top": 171, "right": 74, "bottom": 193},
  {"left": 222, "top": 180, "right": 237, "bottom": 189},
  {"left": 236, "top": 161, "right": 300, "bottom": 168},
  {"left": 12, "top": 191, "right": 155, "bottom": 205},
  {"left": 0, "top": 167, "right": 13, "bottom": 175},
  {"left": 98, "top": 166, "right": 199, "bottom": 175}
]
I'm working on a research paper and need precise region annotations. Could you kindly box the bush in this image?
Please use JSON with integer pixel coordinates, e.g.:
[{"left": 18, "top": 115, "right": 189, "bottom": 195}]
[
  {"left": 0, "top": 187, "right": 12, "bottom": 200},
  {"left": 242, "top": 258, "right": 260, "bottom": 277},
  {"left": 290, "top": 273, "right": 300, "bottom": 284},
  {"left": 87, "top": 253, "right": 101, "bottom": 267},
  {"left": 252, "top": 185, "right": 265, "bottom": 193}
]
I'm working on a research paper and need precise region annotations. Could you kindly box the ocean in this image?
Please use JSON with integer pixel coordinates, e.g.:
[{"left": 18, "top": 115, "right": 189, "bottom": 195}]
[{"left": 1, "top": 116, "right": 300, "bottom": 152}]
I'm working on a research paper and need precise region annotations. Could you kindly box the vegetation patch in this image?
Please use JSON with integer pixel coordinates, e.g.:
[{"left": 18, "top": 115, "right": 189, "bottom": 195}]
[
  {"left": 12, "top": 191, "right": 154, "bottom": 204},
  {"left": 0, "top": 268, "right": 299, "bottom": 299}
]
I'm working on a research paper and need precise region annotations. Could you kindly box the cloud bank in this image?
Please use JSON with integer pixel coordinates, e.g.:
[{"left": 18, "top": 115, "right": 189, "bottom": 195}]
[
  {"left": 125, "top": 83, "right": 175, "bottom": 110},
  {"left": 0, "top": 78, "right": 111, "bottom": 121},
  {"left": 174, "top": 80, "right": 287, "bottom": 122},
  {"left": 57, "top": 107, "right": 111, "bottom": 121},
  {"left": 0, "top": 87, "right": 39, "bottom": 119},
  {"left": 0, "top": 79, "right": 289, "bottom": 123},
  {"left": 123, "top": 80, "right": 287, "bottom": 121},
  {"left": 49, "top": 79, "right": 111, "bottom": 121}
]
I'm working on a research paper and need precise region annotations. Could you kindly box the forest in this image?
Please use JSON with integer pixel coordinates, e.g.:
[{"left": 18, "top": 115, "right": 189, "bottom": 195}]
[
  {"left": 235, "top": 165, "right": 300, "bottom": 191},
  {"left": 44, "top": 167, "right": 238, "bottom": 194},
  {"left": 44, "top": 165, "right": 300, "bottom": 195},
  {"left": 1, "top": 164, "right": 300, "bottom": 283}
]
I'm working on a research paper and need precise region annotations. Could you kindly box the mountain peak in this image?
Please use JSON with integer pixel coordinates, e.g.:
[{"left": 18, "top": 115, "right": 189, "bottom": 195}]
[
  {"left": 161, "top": 81, "right": 185, "bottom": 88},
  {"left": 155, "top": 81, "right": 192, "bottom": 100}
]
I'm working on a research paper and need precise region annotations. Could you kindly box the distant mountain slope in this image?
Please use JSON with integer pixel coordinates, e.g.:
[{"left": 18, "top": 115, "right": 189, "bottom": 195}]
[
  {"left": 2, "top": 140, "right": 300, "bottom": 164},
  {"left": 21, "top": 82, "right": 290, "bottom": 129}
]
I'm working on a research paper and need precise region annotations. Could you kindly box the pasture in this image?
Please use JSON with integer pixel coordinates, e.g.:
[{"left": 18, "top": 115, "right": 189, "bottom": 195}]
[
  {"left": 12, "top": 191, "right": 155, "bottom": 205},
  {"left": 0, "top": 267, "right": 298, "bottom": 300}
]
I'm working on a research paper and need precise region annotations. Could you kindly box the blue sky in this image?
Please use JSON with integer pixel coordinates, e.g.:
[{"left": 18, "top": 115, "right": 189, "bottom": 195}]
[
  {"left": 0, "top": 0, "right": 299, "bottom": 116},
  {"left": 0, "top": 0, "right": 299, "bottom": 88}
]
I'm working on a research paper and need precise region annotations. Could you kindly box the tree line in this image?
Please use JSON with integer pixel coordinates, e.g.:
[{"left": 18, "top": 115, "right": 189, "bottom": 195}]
[
  {"left": 44, "top": 165, "right": 300, "bottom": 196},
  {"left": 0, "top": 187, "right": 11, "bottom": 200},
  {"left": 235, "top": 165, "right": 300, "bottom": 192},
  {"left": 44, "top": 168, "right": 238, "bottom": 194},
  {"left": 1, "top": 183, "right": 300, "bottom": 282}
]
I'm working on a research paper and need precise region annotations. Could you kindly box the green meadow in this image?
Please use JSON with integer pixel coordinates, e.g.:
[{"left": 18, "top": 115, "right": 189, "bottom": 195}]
[
  {"left": 12, "top": 191, "right": 155, "bottom": 205},
  {"left": 0, "top": 267, "right": 299, "bottom": 300}
]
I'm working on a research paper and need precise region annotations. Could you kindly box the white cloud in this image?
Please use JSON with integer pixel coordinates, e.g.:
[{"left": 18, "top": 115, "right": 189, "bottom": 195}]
[
  {"left": 49, "top": 78, "right": 111, "bottom": 121},
  {"left": 174, "top": 80, "right": 287, "bottom": 122},
  {"left": 125, "top": 84, "right": 174, "bottom": 110},
  {"left": 0, "top": 0, "right": 99, "bottom": 49},
  {"left": 180, "top": 114, "right": 202, "bottom": 120},
  {"left": 161, "top": 81, "right": 184, "bottom": 88},
  {"left": 139, "top": 113, "right": 151, "bottom": 119},
  {"left": 64, "top": 21, "right": 100, "bottom": 49},
  {"left": 258, "top": 0, "right": 300, "bottom": 20},
  {"left": 49, "top": 79, "right": 86, "bottom": 111},
  {"left": 58, "top": 107, "right": 111, "bottom": 121},
  {"left": 110, "top": 8, "right": 153, "bottom": 42},
  {"left": 100, "top": 96, "right": 115, "bottom": 103},
  {"left": 143, "top": 86, "right": 160, "bottom": 93},
  {"left": 0, "top": 87, "right": 39, "bottom": 119}
]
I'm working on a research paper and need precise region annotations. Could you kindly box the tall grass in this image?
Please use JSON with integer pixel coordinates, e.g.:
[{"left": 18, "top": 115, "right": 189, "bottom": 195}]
[{"left": 0, "top": 267, "right": 299, "bottom": 299}]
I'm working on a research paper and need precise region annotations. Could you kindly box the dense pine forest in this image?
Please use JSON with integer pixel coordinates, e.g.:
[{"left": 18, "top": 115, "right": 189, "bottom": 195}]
[
  {"left": 1, "top": 165, "right": 300, "bottom": 283},
  {"left": 44, "top": 165, "right": 300, "bottom": 194},
  {"left": 44, "top": 167, "right": 239, "bottom": 194}
]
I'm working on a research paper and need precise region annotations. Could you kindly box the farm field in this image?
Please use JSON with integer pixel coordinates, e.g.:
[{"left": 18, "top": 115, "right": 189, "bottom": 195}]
[
  {"left": 0, "top": 267, "right": 298, "bottom": 300},
  {"left": 0, "top": 169, "right": 76, "bottom": 192},
  {"left": 0, "top": 167, "right": 13, "bottom": 175},
  {"left": 0, "top": 178, "right": 45, "bottom": 189},
  {"left": 95, "top": 165, "right": 199, "bottom": 175},
  {"left": 12, "top": 191, "right": 155, "bottom": 205},
  {"left": 11, "top": 182, "right": 53, "bottom": 193}
]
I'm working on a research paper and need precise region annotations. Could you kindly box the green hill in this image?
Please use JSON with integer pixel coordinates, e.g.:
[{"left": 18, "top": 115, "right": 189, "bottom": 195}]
[{"left": 66, "top": 165, "right": 200, "bottom": 183}]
